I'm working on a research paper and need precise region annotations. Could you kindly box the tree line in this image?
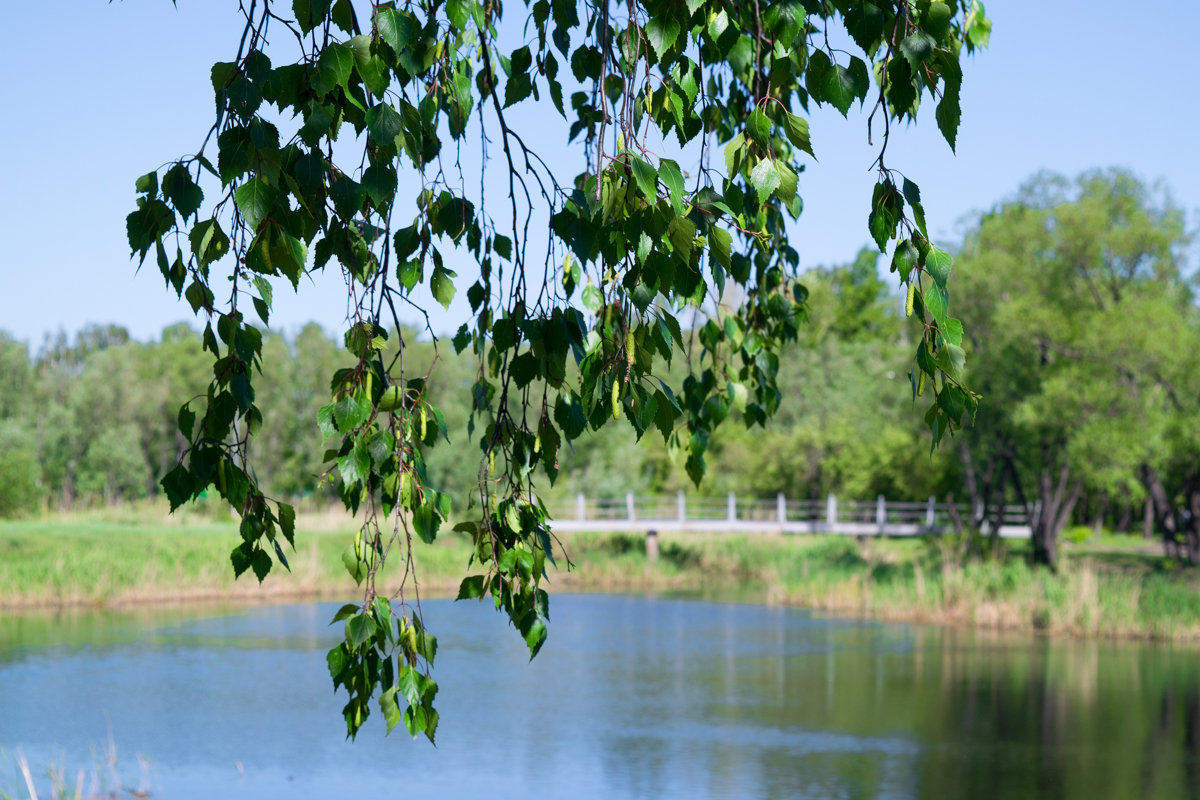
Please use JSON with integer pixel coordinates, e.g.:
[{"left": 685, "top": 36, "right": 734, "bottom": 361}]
[{"left": 2, "top": 170, "right": 1195, "bottom": 568}]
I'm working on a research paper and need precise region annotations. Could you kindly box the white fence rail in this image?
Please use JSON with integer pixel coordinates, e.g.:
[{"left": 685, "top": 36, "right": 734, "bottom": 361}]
[{"left": 548, "top": 492, "right": 1032, "bottom": 538}]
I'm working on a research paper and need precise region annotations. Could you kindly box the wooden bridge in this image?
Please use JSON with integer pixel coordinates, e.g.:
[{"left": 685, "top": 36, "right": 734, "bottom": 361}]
[{"left": 547, "top": 492, "right": 1032, "bottom": 538}]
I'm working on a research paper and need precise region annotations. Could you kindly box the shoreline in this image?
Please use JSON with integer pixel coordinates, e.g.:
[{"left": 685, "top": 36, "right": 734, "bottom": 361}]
[
  {"left": 3, "top": 517, "right": 1199, "bottom": 644},
  {"left": 6, "top": 579, "right": 1199, "bottom": 649}
]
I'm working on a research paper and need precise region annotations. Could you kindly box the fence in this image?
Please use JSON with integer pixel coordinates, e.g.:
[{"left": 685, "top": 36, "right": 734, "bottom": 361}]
[{"left": 547, "top": 492, "right": 1032, "bottom": 538}]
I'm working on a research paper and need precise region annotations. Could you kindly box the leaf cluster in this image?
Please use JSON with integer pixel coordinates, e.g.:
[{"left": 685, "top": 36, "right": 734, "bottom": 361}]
[{"left": 126, "top": 0, "right": 990, "bottom": 739}]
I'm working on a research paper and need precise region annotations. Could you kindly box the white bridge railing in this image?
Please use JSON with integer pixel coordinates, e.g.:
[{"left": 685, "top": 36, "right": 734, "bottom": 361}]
[{"left": 547, "top": 492, "right": 1032, "bottom": 538}]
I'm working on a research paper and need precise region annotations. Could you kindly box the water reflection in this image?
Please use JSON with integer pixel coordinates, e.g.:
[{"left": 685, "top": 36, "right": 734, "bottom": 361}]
[{"left": 1, "top": 595, "right": 1198, "bottom": 799}]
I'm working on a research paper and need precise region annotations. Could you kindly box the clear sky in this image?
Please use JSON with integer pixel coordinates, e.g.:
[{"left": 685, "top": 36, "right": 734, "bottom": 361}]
[{"left": 1, "top": 1, "right": 1196, "bottom": 349}]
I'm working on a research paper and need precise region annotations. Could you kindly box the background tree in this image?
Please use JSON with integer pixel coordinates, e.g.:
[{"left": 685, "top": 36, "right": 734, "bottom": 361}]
[
  {"left": 0, "top": 421, "right": 40, "bottom": 518},
  {"left": 954, "top": 170, "right": 1194, "bottom": 567},
  {"left": 121, "top": 0, "right": 989, "bottom": 739}
]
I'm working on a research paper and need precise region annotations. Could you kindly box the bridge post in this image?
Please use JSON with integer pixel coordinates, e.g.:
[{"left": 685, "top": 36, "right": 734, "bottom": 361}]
[
  {"left": 826, "top": 495, "right": 837, "bottom": 529},
  {"left": 576, "top": 492, "right": 586, "bottom": 521},
  {"left": 727, "top": 492, "right": 737, "bottom": 522},
  {"left": 926, "top": 496, "right": 936, "bottom": 528},
  {"left": 876, "top": 495, "right": 886, "bottom": 528},
  {"left": 777, "top": 493, "right": 787, "bottom": 525},
  {"left": 677, "top": 490, "right": 686, "bottom": 523},
  {"left": 645, "top": 529, "right": 659, "bottom": 561},
  {"left": 626, "top": 491, "right": 636, "bottom": 521}
]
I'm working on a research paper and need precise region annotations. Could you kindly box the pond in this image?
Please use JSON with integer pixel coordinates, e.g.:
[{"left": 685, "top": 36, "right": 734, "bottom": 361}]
[{"left": 2, "top": 594, "right": 1197, "bottom": 799}]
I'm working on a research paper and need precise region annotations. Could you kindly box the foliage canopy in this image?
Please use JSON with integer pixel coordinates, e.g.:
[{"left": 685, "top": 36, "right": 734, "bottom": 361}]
[
  {"left": 126, "top": 0, "right": 989, "bottom": 740},
  {"left": 954, "top": 170, "right": 1196, "bottom": 566}
]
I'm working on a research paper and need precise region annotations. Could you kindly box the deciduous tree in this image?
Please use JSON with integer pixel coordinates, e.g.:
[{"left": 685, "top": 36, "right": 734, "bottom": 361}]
[{"left": 955, "top": 170, "right": 1193, "bottom": 566}]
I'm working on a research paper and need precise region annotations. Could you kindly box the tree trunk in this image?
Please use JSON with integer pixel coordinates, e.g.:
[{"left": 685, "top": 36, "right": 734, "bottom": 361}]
[
  {"left": 959, "top": 445, "right": 981, "bottom": 523},
  {"left": 1184, "top": 471, "right": 1200, "bottom": 565},
  {"left": 1144, "top": 464, "right": 1180, "bottom": 559},
  {"left": 1144, "top": 496, "right": 1155, "bottom": 540},
  {"left": 1031, "top": 462, "right": 1083, "bottom": 569},
  {"left": 1091, "top": 492, "right": 1108, "bottom": 538},
  {"left": 987, "top": 476, "right": 1007, "bottom": 552},
  {"left": 946, "top": 493, "right": 965, "bottom": 536},
  {"left": 1115, "top": 497, "right": 1132, "bottom": 535}
]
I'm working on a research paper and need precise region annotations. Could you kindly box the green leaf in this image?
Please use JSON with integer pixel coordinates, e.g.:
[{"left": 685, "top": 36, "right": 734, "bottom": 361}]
[
  {"left": 966, "top": 0, "right": 992, "bottom": 47},
  {"left": 645, "top": 17, "right": 681, "bottom": 60},
  {"left": 727, "top": 381, "right": 748, "bottom": 412},
  {"left": 362, "top": 163, "right": 397, "bottom": 209},
  {"left": 868, "top": 180, "right": 902, "bottom": 252},
  {"left": 885, "top": 57, "right": 917, "bottom": 117},
  {"left": 162, "top": 164, "right": 204, "bottom": 219},
  {"left": 936, "top": 342, "right": 966, "bottom": 383},
  {"left": 709, "top": 226, "right": 732, "bottom": 269},
  {"left": 782, "top": 112, "right": 815, "bottom": 158},
  {"left": 629, "top": 156, "right": 658, "bottom": 201},
  {"left": 430, "top": 265, "right": 456, "bottom": 309},
  {"left": 315, "top": 42, "right": 354, "bottom": 94},
  {"left": 161, "top": 465, "right": 194, "bottom": 511},
  {"left": 337, "top": 436, "right": 371, "bottom": 484},
  {"left": 823, "top": 63, "right": 859, "bottom": 116},
  {"left": 926, "top": 247, "right": 953, "bottom": 289},
  {"left": 278, "top": 502, "right": 296, "bottom": 546},
  {"left": 749, "top": 158, "right": 781, "bottom": 204},
  {"left": 504, "top": 46, "right": 534, "bottom": 107},
  {"left": 773, "top": 161, "right": 798, "bottom": 204},
  {"left": 365, "top": 103, "right": 404, "bottom": 144},
  {"left": 581, "top": 283, "right": 603, "bottom": 314},
  {"left": 380, "top": 687, "right": 401, "bottom": 734},
  {"left": 331, "top": 391, "right": 371, "bottom": 432},
  {"left": 178, "top": 404, "right": 196, "bottom": 439},
  {"left": 293, "top": 0, "right": 331, "bottom": 34},
  {"left": 251, "top": 548, "right": 272, "bottom": 582},
  {"left": 413, "top": 502, "right": 440, "bottom": 544},
  {"left": 231, "top": 543, "right": 253, "bottom": 578},
  {"left": 900, "top": 32, "right": 936, "bottom": 70},
  {"left": 457, "top": 575, "right": 486, "bottom": 600},
  {"left": 667, "top": 215, "right": 696, "bottom": 256},
  {"left": 135, "top": 170, "right": 158, "bottom": 196},
  {"left": 892, "top": 239, "right": 919, "bottom": 277},
  {"left": 902, "top": 177, "right": 927, "bottom": 236},
  {"left": 376, "top": 8, "right": 414, "bottom": 52},
  {"left": 658, "top": 158, "right": 685, "bottom": 214},
  {"left": 723, "top": 132, "right": 746, "bottom": 176},
  {"left": 234, "top": 177, "right": 275, "bottom": 232},
  {"left": 925, "top": 283, "right": 949, "bottom": 325},
  {"left": 263, "top": 229, "right": 307, "bottom": 288},
  {"left": 523, "top": 618, "right": 547, "bottom": 658},
  {"left": 346, "top": 613, "right": 376, "bottom": 648},
  {"left": 935, "top": 56, "right": 963, "bottom": 152},
  {"left": 746, "top": 108, "right": 772, "bottom": 146},
  {"left": 494, "top": 235, "right": 512, "bottom": 260},
  {"left": 446, "top": 0, "right": 470, "bottom": 29},
  {"left": 342, "top": 545, "right": 368, "bottom": 585},
  {"left": 940, "top": 317, "right": 964, "bottom": 347}
]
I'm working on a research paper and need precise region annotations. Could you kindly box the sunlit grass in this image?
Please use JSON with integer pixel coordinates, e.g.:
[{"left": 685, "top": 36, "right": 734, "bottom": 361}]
[{"left": 4, "top": 512, "right": 1200, "bottom": 641}]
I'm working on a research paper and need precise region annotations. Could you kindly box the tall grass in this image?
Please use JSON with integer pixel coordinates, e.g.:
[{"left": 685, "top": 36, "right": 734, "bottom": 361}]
[
  {"left": 5, "top": 512, "right": 1200, "bottom": 642},
  {"left": 0, "top": 732, "right": 151, "bottom": 800}
]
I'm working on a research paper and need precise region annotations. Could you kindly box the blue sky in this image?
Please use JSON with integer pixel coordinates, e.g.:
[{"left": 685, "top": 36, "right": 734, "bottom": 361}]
[{"left": 1, "top": 1, "right": 1196, "bottom": 348}]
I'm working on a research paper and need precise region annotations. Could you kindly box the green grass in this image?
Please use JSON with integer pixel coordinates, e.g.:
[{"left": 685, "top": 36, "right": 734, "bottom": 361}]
[
  {"left": 0, "top": 510, "right": 476, "bottom": 608},
  {"left": 4, "top": 510, "right": 1200, "bottom": 642}
]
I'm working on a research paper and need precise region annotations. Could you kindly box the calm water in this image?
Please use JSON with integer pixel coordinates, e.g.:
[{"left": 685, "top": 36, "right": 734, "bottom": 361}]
[{"left": 2, "top": 594, "right": 1198, "bottom": 799}]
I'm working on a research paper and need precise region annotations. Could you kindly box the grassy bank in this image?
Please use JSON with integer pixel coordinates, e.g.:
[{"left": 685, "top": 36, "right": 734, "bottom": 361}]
[{"left": 3, "top": 509, "right": 1200, "bottom": 642}]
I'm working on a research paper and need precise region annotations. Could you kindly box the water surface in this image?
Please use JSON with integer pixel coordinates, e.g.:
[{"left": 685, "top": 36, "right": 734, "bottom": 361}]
[{"left": 2, "top": 595, "right": 1197, "bottom": 799}]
